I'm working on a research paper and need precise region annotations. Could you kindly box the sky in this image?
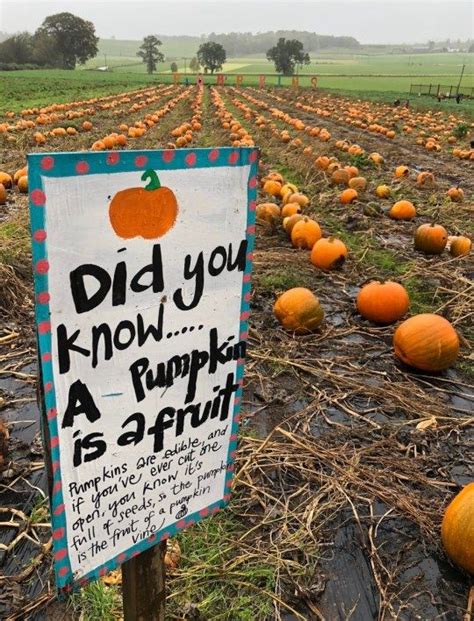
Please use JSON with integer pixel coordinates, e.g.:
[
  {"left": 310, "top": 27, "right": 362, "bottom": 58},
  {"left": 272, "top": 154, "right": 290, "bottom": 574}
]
[{"left": 0, "top": 0, "right": 472, "bottom": 44}]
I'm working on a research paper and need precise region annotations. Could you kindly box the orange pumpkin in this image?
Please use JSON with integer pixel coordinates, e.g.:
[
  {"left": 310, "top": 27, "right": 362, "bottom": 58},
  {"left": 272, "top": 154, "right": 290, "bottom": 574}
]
[
  {"left": 109, "top": 169, "right": 178, "bottom": 239},
  {"left": 280, "top": 182, "right": 298, "bottom": 197},
  {"left": 414, "top": 223, "right": 448, "bottom": 255},
  {"left": 447, "top": 187, "right": 464, "bottom": 202},
  {"left": 0, "top": 183, "right": 6, "bottom": 205},
  {"left": 273, "top": 287, "right": 324, "bottom": 334},
  {"left": 393, "top": 314, "right": 459, "bottom": 371},
  {"left": 348, "top": 176, "right": 367, "bottom": 192},
  {"left": 0, "top": 172, "right": 13, "bottom": 189},
  {"left": 389, "top": 200, "right": 416, "bottom": 220},
  {"left": 281, "top": 202, "right": 302, "bottom": 218},
  {"left": 315, "top": 156, "right": 330, "bottom": 170},
  {"left": 449, "top": 236, "right": 471, "bottom": 257},
  {"left": 263, "top": 179, "right": 282, "bottom": 196},
  {"left": 14, "top": 167, "right": 27, "bottom": 184},
  {"left": 441, "top": 482, "right": 474, "bottom": 574},
  {"left": 394, "top": 165, "right": 409, "bottom": 178},
  {"left": 17, "top": 175, "right": 28, "bottom": 193},
  {"left": 416, "top": 171, "right": 435, "bottom": 186},
  {"left": 375, "top": 184, "right": 391, "bottom": 198},
  {"left": 369, "top": 152, "right": 384, "bottom": 165},
  {"left": 283, "top": 214, "right": 304, "bottom": 235},
  {"left": 331, "top": 169, "right": 350, "bottom": 186},
  {"left": 291, "top": 217, "right": 322, "bottom": 249},
  {"left": 286, "top": 192, "right": 309, "bottom": 208},
  {"left": 356, "top": 280, "right": 409, "bottom": 324},
  {"left": 256, "top": 203, "right": 280, "bottom": 224},
  {"left": 82, "top": 121, "right": 93, "bottom": 131},
  {"left": 310, "top": 237, "right": 348, "bottom": 270},
  {"left": 340, "top": 188, "right": 358, "bottom": 204}
]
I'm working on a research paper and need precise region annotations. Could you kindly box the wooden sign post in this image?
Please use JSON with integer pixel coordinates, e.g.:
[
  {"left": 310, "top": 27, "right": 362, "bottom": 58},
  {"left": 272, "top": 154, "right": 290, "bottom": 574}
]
[{"left": 28, "top": 147, "right": 258, "bottom": 611}]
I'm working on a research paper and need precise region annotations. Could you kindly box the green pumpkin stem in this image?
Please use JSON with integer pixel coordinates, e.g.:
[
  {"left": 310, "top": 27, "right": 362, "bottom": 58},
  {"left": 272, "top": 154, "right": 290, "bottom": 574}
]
[{"left": 141, "top": 169, "right": 161, "bottom": 191}]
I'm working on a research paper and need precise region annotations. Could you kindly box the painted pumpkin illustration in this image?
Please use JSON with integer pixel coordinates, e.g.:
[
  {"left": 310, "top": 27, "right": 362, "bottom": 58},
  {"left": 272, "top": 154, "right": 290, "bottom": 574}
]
[{"left": 109, "top": 169, "right": 178, "bottom": 239}]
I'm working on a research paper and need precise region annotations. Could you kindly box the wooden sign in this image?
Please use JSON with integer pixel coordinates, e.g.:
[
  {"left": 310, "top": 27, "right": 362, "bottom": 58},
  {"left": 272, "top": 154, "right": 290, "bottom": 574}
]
[{"left": 28, "top": 147, "right": 258, "bottom": 592}]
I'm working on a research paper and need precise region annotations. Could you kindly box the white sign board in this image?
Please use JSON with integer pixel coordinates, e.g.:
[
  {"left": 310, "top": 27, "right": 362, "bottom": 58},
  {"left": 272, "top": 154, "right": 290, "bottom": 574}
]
[{"left": 29, "top": 147, "right": 258, "bottom": 590}]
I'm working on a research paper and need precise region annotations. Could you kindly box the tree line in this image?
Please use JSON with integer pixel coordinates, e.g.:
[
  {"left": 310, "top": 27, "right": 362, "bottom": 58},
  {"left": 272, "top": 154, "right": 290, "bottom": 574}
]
[{"left": 0, "top": 13, "right": 98, "bottom": 69}]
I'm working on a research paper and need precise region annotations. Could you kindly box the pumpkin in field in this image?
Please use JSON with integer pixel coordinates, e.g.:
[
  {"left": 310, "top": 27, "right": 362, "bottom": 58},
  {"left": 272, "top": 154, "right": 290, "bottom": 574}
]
[
  {"left": 389, "top": 200, "right": 416, "bottom": 220},
  {"left": 281, "top": 202, "right": 302, "bottom": 218},
  {"left": 34, "top": 131, "right": 46, "bottom": 145},
  {"left": 0, "top": 172, "right": 13, "bottom": 189},
  {"left": 315, "top": 156, "right": 330, "bottom": 170},
  {"left": 340, "top": 188, "right": 358, "bottom": 204},
  {"left": 393, "top": 314, "right": 459, "bottom": 371},
  {"left": 449, "top": 236, "right": 471, "bottom": 257},
  {"left": 394, "top": 165, "right": 409, "bottom": 178},
  {"left": 447, "top": 187, "right": 464, "bottom": 202},
  {"left": 416, "top": 171, "right": 435, "bottom": 186},
  {"left": 291, "top": 217, "right": 322, "bottom": 249},
  {"left": 256, "top": 203, "right": 280, "bottom": 224},
  {"left": 17, "top": 175, "right": 28, "bottom": 193},
  {"left": 273, "top": 287, "right": 324, "bottom": 334},
  {"left": 414, "top": 223, "right": 448, "bottom": 255},
  {"left": 441, "top": 482, "right": 474, "bottom": 574},
  {"left": 109, "top": 169, "right": 178, "bottom": 239},
  {"left": 375, "top": 184, "right": 391, "bottom": 198},
  {"left": 356, "top": 280, "right": 409, "bottom": 324},
  {"left": 286, "top": 192, "right": 309, "bottom": 208},
  {"left": 348, "top": 176, "right": 367, "bottom": 192},
  {"left": 0, "top": 183, "right": 6, "bottom": 205},
  {"left": 280, "top": 182, "right": 298, "bottom": 197},
  {"left": 310, "top": 237, "right": 348, "bottom": 270},
  {"left": 283, "top": 214, "right": 304, "bottom": 235},
  {"left": 263, "top": 179, "right": 282, "bottom": 196},
  {"left": 331, "top": 169, "right": 350, "bottom": 186},
  {"left": 369, "top": 152, "right": 384, "bottom": 165},
  {"left": 82, "top": 121, "right": 93, "bottom": 131},
  {"left": 14, "top": 167, "right": 27, "bottom": 185}
]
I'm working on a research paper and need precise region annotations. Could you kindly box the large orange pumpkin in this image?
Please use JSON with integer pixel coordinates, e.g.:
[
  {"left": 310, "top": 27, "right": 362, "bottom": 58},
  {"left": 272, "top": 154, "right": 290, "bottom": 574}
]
[
  {"left": 356, "top": 280, "right": 409, "bottom": 324},
  {"left": 331, "top": 169, "right": 350, "bottom": 186},
  {"left": 393, "top": 314, "right": 459, "bottom": 371},
  {"left": 109, "top": 169, "right": 178, "bottom": 239},
  {"left": 348, "top": 176, "right": 367, "bottom": 192},
  {"left": 449, "top": 236, "right": 471, "bottom": 257},
  {"left": 286, "top": 192, "right": 310, "bottom": 208},
  {"left": 416, "top": 171, "right": 435, "bottom": 186},
  {"left": 394, "top": 165, "right": 409, "bottom": 178},
  {"left": 414, "top": 223, "right": 448, "bottom": 255},
  {"left": 310, "top": 237, "right": 348, "bottom": 270},
  {"left": 441, "top": 482, "right": 474, "bottom": 574},
  {"left": 291, "top": 217, "right": 322, "bottom": 249},
  {"left": 273, "top": 287, "right": 324, "bottom": 334},
  {"left": 281, "top": 202, "right": 302, "bottom": 218},
  {"left": 0, "top": 183, "right": 6, "bottom": 205},
  {"left": 389, "top": 200, "right": 416, "bottom": 221}
]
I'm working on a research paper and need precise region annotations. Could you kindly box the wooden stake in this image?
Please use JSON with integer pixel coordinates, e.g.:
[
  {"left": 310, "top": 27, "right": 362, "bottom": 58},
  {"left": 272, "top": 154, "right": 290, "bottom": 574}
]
[{"left": 122, "top": 541, "right": 166, "bottom": 621}]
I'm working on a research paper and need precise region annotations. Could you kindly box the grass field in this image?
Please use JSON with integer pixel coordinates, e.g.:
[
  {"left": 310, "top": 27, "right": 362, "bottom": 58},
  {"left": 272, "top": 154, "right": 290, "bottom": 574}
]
[{"left": 1, "top": 49, "right": 472, "bottom": 114}]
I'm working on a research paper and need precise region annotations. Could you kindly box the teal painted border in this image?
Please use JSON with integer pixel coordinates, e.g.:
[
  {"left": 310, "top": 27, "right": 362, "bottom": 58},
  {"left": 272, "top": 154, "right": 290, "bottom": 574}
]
[{"left": 27, "top": 147, "right": 258, "bottom": 593}]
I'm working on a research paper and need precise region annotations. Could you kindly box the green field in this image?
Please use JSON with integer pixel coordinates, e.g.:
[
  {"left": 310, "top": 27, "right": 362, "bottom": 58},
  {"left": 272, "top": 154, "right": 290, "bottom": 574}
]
[{"left": 1, "top": 49, "right": 473, "bottom": 113}]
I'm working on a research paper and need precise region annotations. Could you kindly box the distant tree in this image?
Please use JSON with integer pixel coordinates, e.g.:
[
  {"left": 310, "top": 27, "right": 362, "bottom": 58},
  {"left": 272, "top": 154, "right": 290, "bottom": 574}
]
[
  {"left": 170, "top": 61, "right": 178, "bottom": 72},
  {"left": 137, "top": 35, "right": 165, "bottom": 74},
  {"left": 266, "top": 38, "right": 310, "bottom": 75},
  {"left": 197, "top": 41, "right": 226, "bottom": 74},
  {"left": 0, "top": 32, "right": 34, "bottom": 64},
  {"left": 35, "top": 12, "right": 98, "bottom": 69},
  {"left": 468, "top": 43, "right": 474, "bottom": 53},
  {"left": 32, "top": 31, "right": 63, "bottom": 67},
  {"left": 428, "top": 40, "right": 435, "bottom": 51},
  {"left": 189, "top": 56, "right": 200, "bottom": 72}
]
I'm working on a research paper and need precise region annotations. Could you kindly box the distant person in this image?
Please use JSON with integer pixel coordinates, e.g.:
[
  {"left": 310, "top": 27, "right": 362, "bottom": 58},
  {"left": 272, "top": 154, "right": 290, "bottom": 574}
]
[
  {"left": 437, "top": 94, "right": 442, "bottom": 102},
  {"left": 404, "top": 99, "right": 410, "bottom": 108},
  {"left": 455, "top": 93, "right": 462, "bottom": 104},
  {"left": 185, "top": 77, "right": 189, "bottom": 87},
  {"left": 393, "top": 99, "right": 400, "bottom": 107},
  {"left": 197, "top": 74, "right": 203, "bottom": 87}
]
